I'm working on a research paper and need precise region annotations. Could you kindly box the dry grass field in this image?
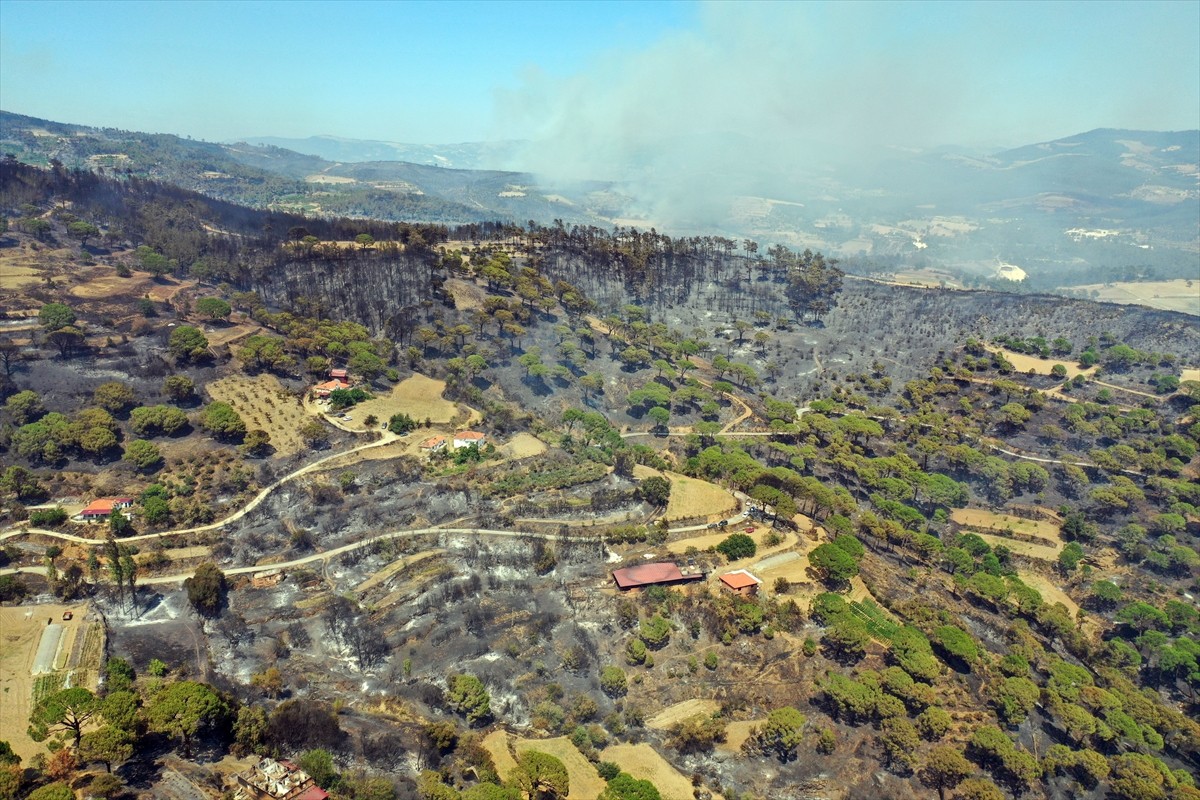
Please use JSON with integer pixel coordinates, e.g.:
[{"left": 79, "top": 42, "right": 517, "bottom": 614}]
[
  {"left": 0, "top": 263, "right": 43, "bottom": 290},
  {"left": 206, "top": 373, "right": 310, "bottom": 456},
  {"left": 443, "top": 278, "right": 488, "bottom": 311},
  {"left": 510, "top": 736, "right": 606, "bottom": 800},
  {"left": 600, "top": 743, "right": 723, "bottom": 800},
  {"left": 481, "top": 730, "right": 519, "bottom": 779},
  {"left": 499, "top": 432, "right": 547, "bottom": 460},
  {"left": 645, "top": 698, "right": 720, "bottom": 730},
  {"left": 203, "top": 321, "right": 264, "bottom": 348},
  {"left": 135, "top": 545, "right": 212, "bottom": 566},
  {"left": 351, "top": 374, "right": 463, "bottom": 428},
  {"left": 0, "top": 603, "right": 102, "bottom": 761},
  {"left": 950, "top": 508, "right": 1062, "bottom": 543},
  {"left": 1181, "top": 368, "right": 1200, "bottom": 383},
  {"left": 0, "top": 242, "right": 64, "bottom": 289},
  {"left": 354, "top": 550, "right": 443, "bottom": 595},
  {"left": 1019, "top": 571, "right": 1078, "bottom": 617},
  {"left": 719, "top": 720, "right": 760, "bottom": 753},
  {"left": 754, "top": 551, "right": 813, "bottom": 588},
  {"left": 633, "top": 466, "right": 737, "bottom": 522},
  {"left": 1062, "top": 279, "right": 1199, "bottom": 316},
  {"left": 988, "top": 347, "right": 1097, "bottom": 379},
  {"left": 68, "top": 267, "right": 192, "bottom": 303},
  {"left": 974, "top": 532, "right": 1063, "bottom": 561}
]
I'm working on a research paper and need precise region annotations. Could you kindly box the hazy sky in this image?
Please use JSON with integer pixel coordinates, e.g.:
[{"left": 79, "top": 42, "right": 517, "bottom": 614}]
[{"left": 1, "top": 0, "right": 1197, "bottom": 149}]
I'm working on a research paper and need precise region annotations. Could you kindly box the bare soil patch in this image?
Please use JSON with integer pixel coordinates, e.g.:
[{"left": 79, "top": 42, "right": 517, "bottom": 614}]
[
  {"left": 600, "top": 742, "right": 722, "bottom": 800},
  {"left": 0, "top": 602, "right": 100, "bottom": 761},
  {"left": 206, "top": 373, "right": 310, "bottom": 456},
  {"left": 645, "top": 698, "right": 720, "bottom": 730},
  {"left": 1181, "top": 368, "right": 1200, "bottom": 383}
]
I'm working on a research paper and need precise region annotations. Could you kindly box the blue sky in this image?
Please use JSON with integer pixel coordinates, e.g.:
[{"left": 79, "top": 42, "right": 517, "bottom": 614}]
[{"left": 1, "top": 0, "right": 1197, "bottom": 148}]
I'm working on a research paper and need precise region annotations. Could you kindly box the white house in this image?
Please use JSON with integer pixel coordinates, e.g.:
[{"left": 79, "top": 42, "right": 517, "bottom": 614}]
[{"left": 453, "top": 431, "right": 486, "bottom": 449}]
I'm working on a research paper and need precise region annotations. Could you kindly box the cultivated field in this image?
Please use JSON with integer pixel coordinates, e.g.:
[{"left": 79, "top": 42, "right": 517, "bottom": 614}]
[
  {"left": 600, "top": 743, "right": 722, "bottom": 800},
  {"left": 206, "top": 373, "right": 310, "bottom": 456},
  {"left": 1061, "top": 279, "right": 1200, "bottom": 316},
  {"left": 0, "top": 603, "right": 103, "bottom": 761},
  {"left": 633, "top": 466, "right": 737, "bottom": 522},
  {"left": 988, "top": 347, "right": 1097, "bottom": 378},
  {"left": 351, "top": 374, "right": 463, "bottom": 428}
]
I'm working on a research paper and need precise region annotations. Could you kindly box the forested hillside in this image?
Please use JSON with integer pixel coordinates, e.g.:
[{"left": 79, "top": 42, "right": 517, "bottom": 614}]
[{"left": 0, "top": 161, "right": 1197, "bottom": 800}]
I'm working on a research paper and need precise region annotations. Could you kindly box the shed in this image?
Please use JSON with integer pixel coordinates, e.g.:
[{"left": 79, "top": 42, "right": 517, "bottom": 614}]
[{"left": 719, "top": 569, "right": 762, "bottom": 597}]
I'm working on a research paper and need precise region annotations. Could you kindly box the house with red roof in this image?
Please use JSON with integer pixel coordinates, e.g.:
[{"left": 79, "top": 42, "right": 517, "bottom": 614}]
[
  {"left": 312, "top": 377, "right": 351, "bottom": 398},
  {"left": 612, "top": 561, "right": 704, "bottom": 590},
  {"left": 419, "top": 435, "right": 447, "bottom": 452},
  {"left": 78, "top": 497, "right": 134, "bottom": 523},
  {"left": 719, "top": 569, "right": 762, "bottom": 597}
]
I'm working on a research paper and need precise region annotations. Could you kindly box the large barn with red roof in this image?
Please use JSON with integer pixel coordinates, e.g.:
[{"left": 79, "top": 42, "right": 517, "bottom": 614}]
[{"left": 612, "top": 561, "right": 704, "bottom": 590}]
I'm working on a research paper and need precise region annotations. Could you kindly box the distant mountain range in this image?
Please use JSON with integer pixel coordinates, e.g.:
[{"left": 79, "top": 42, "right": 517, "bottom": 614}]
[
  {"left": 233, "top": 135, "right": 528, "bottom": 171},
  {"left": 2, "top": 110, "right": 1196, "bottom": 286}
]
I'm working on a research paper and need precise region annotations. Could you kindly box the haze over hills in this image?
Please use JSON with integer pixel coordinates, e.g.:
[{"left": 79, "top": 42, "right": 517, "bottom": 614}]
[
  {"left": 3, "top": 110, "right": 1197, "bottom": 290},
  {"left": 234, "top": 135, "right": 528, "bottom": 171}
]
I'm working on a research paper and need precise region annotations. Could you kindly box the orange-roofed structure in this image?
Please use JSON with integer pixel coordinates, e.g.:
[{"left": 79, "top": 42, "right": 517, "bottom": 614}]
[
  {"left": 719, "top": 569, "right": 762, "bottom": 596},
  {"left": 613, "top": 562, "right": 704, "bottom": 590},
  {"left": 79, "top": 497, "right": 133, "bottom": 522},
  {"left": 419, "top": 435, "right": 447, "bottom": 451},
  {"left": 312, "top": 378, "right": 350, "bottom": 398}
]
